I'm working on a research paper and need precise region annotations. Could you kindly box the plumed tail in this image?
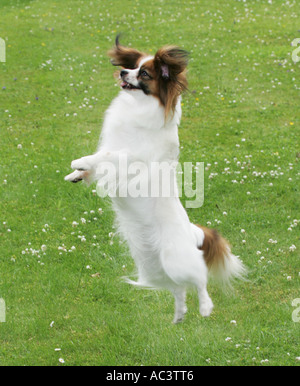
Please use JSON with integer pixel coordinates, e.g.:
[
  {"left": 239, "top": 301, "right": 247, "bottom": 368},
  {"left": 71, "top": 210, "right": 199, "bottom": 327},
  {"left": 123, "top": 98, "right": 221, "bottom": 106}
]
[{"left": 196, "top": 225, "right": 247, "bottom": 287}]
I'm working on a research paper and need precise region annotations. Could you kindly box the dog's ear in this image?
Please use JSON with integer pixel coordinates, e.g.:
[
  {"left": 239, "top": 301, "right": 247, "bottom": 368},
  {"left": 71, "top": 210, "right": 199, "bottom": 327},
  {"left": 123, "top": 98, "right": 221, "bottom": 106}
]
[
  {"left": 108, "top": 35, "right": 145, "bottom": 69},
  {"left": 154, "top": 46, "right": 189, "bottom": 81},
  {"left": 154, "top": 46, "right": 189, "bottom": 117}
]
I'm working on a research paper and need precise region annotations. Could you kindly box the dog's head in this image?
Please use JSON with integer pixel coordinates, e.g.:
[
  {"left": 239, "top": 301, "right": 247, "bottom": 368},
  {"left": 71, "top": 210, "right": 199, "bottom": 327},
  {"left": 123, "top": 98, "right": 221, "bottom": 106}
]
[{"left": 108, "top": 36, "right": 189, "bottom": 117}]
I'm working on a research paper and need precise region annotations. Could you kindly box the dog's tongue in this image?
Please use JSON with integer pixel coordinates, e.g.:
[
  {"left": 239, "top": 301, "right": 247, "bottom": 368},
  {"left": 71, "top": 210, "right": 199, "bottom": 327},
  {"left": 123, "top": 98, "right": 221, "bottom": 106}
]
[{"left": 121, "top": 81, "right": 127, "bottom": 87}]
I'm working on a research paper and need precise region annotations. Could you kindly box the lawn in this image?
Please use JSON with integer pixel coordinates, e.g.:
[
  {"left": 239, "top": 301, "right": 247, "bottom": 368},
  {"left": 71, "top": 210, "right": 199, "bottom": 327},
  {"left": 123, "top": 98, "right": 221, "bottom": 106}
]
[{"left": 0, "top": 0, "right": 299, "bottom": 366}]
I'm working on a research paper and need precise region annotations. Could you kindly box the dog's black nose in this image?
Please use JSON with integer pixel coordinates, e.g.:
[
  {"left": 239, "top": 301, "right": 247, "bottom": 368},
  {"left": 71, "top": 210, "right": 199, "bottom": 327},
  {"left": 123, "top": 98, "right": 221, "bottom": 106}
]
[{"left": 120, "top": 70, "right": 128, "bottom": 78}]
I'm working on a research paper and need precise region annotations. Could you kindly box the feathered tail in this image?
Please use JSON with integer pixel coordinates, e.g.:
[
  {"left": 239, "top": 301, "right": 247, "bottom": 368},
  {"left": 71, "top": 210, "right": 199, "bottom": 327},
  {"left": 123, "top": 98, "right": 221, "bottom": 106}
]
[{"left": 195, "top": 225, "right": 247, "bottom": 286}]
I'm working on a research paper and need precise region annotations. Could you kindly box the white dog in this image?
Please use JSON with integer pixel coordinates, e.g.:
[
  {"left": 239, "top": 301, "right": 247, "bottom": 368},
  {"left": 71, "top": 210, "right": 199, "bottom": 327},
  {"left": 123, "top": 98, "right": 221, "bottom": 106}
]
[{"left": 65, "top": 37, "right": 246, "bottom": 323}]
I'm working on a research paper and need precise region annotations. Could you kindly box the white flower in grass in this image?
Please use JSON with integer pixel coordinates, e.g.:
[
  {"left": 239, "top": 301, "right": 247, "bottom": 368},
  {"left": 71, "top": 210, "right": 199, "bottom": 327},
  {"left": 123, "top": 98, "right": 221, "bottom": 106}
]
[
  {"left": 261, "top": 359, "right": 269, "bottom": 364},
  {"left": 268, "top": 239, "right": 277, "bottom": 244}
]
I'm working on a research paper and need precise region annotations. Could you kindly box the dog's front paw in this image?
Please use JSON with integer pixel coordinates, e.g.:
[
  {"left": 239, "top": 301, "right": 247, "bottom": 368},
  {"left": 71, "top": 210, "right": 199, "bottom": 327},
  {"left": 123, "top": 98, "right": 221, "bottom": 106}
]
[
  {"left": 65, "top": 170, "right": 84, "bottom": 183},
  {"left": 71, "top": 157, "right": 90, "bottom": 171}
]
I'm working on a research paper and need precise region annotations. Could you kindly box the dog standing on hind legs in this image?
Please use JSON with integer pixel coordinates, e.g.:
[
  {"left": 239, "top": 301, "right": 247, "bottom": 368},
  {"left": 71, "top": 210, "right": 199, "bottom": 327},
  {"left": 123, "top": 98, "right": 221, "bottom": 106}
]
[{"left": 65, "top": 37, "right": 246, "bottom": 323}]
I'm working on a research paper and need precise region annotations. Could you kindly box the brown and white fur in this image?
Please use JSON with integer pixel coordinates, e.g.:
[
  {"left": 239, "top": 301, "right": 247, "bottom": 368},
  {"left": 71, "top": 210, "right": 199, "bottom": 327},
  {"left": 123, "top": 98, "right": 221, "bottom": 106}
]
[{"left": 65, "top": 37, "right": 246, "bottom": 323}]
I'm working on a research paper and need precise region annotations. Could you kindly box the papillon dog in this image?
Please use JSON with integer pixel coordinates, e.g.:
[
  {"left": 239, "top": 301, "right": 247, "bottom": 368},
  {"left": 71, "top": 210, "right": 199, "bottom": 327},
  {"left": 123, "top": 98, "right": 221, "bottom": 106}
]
[{"left": 65, "top": 37, "right": 246, "bottom": 323}]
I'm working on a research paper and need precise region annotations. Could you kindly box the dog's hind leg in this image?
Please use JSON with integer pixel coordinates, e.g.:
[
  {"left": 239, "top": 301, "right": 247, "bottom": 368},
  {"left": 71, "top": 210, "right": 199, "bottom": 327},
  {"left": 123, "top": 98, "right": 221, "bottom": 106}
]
[
  {"left": 197, "top": 283, "right": 214, "bottom": 317},
  {"left": 172, "top": 287, "right": 187, "bottom": 324},
  {"left": 161, "top": 244, "right": 214, "bottom": 321}
]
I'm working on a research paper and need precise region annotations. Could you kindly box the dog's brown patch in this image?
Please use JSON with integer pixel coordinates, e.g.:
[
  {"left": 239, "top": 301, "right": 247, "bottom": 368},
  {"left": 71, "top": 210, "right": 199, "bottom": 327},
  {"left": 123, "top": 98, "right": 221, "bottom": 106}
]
[
  {"left": 154, "top": 46, "right": 189, "bottom": 117},
  {"left": 196, "top": 225, "right": 229, "bottom": 270},
  {"left": 108, "top": 35, "right": 146, "bottom": 69}
]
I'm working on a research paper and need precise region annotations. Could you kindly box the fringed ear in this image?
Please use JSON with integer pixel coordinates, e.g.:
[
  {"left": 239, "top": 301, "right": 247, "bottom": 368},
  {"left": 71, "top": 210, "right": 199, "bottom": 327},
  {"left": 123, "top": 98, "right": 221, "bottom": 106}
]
[
  {"left": 107, "top": 35, "right": 145, "bottom": 69},
  {"left": 154, "top": 46, "right": 189, "bottom": 117},
  {"left": 155, "top": 46, "right": 189, "bottom": 79},
  {"left": 161, "top": 64, "right": 170, "bottom": 79}
]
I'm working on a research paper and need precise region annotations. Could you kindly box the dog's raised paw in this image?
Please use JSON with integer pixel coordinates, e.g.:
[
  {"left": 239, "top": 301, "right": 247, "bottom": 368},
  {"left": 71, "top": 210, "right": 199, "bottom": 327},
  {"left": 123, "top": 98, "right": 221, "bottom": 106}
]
[
  {"left": 64, "top": 170, "right": 82, "bottom": 183},
  {"left": 71, "top": 158, "right": 89, "bottom": 171}
]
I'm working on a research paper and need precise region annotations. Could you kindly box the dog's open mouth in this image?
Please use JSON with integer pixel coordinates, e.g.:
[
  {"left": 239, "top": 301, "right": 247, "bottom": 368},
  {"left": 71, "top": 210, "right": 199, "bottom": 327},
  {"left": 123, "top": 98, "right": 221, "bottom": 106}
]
[{"left": 121, "top": 81, "right": 140, "bottom": 90}]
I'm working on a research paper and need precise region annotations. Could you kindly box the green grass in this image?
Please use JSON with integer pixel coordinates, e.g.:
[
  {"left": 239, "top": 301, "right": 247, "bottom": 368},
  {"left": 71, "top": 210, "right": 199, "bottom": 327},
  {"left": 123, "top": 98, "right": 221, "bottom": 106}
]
[{"left": 0, "top": 0, "right": 299, "bottom": 366}]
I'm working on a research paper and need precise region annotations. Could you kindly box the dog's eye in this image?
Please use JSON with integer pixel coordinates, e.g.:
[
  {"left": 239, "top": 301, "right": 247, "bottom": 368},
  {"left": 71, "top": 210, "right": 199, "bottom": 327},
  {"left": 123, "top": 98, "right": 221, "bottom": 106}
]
[{"left": 141, "top": 70, "right": 150, "bottom": 78}]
